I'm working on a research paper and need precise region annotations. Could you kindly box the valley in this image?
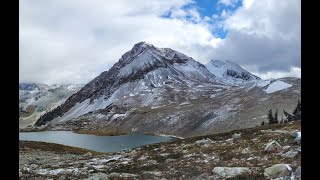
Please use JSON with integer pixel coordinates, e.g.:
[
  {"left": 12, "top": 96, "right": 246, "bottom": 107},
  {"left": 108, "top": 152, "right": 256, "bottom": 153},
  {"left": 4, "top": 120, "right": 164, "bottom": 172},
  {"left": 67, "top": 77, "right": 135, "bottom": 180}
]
[{"left": 19, "top": 120, "right": 301, "bottom": 179}]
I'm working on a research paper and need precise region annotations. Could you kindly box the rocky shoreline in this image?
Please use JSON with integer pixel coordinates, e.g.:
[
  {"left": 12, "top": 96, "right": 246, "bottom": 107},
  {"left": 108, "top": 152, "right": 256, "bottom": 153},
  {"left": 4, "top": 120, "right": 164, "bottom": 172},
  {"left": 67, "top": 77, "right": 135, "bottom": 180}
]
[{"left": 19, "top": 121, "right": 301, "bottom": 179}]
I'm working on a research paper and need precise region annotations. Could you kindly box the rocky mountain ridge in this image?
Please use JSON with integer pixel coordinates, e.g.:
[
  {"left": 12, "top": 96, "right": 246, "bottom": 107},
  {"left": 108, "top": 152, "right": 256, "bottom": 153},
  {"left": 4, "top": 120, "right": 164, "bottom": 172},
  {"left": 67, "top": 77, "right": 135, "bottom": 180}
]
[{"left": 29, "top": 42, "right": 300, "bottom": 137}]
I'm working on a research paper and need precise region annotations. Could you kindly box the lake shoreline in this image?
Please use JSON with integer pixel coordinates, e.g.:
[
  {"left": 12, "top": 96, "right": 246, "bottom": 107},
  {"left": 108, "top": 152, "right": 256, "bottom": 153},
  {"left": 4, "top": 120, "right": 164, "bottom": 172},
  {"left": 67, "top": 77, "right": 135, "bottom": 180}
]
[
  {"left": 20, "top": 126, "right": 184, "bottom": 140},
  {"left": 19, "top": 140, "right": 106, "bottom": 155},
  {"left": 19, "top": 121, "right": 301, "bottom": 179},
  {"left": 19, "top": 130, "right": 175, "bottom": 153}
]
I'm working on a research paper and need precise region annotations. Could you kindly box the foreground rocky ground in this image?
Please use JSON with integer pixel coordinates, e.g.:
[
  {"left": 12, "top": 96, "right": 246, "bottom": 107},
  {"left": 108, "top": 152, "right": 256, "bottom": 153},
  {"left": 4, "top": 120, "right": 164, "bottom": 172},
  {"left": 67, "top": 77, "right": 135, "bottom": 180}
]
[{"left": 19, "top": 121, "right": 301, "bottom": 180}]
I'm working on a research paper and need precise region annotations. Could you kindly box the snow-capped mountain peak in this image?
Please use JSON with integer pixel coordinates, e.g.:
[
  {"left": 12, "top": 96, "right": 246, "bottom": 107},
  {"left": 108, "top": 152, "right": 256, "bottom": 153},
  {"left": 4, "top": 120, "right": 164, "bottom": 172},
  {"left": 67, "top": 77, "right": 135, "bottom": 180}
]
[
  {"left": 35, "top": 42, "right": 222, "bottom": 126},
  {"left": 205, "top": 60, "right": 261, "bottom": 82}
]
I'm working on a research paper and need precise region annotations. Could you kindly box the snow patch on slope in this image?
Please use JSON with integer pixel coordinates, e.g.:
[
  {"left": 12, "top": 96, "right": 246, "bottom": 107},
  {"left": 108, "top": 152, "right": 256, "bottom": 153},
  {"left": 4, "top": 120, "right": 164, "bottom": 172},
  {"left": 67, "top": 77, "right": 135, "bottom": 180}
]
[{"left": 264, "top": 81, "right": 292, "bottom": 94}]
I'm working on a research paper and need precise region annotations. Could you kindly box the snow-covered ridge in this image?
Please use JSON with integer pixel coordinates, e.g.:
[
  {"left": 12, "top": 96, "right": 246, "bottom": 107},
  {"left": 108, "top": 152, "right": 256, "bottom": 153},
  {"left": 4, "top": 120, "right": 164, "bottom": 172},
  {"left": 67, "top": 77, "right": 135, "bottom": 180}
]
[
  {"left": 34, "top": 42, "right": 300, "bottom": 130},
  {"left": 264, "top": 80, "right": 292, "bottom": 94},
  {"left": 205, "top": 60, "right": 261, "bottom": 84}
]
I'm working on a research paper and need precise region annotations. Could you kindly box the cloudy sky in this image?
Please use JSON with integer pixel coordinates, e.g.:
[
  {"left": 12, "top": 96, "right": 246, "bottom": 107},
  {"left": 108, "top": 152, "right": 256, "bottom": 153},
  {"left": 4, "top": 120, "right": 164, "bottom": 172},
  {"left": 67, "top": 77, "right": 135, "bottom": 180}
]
[{"left": 19, "top": 0, "right": 301, "bottom": 85}]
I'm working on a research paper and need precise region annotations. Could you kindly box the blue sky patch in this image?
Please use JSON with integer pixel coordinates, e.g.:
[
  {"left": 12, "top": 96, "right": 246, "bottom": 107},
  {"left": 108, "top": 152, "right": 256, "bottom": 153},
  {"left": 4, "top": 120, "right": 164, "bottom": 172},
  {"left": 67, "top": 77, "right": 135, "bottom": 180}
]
[{"left": 162, "top": 0, "right": 243, "bottom": 39}]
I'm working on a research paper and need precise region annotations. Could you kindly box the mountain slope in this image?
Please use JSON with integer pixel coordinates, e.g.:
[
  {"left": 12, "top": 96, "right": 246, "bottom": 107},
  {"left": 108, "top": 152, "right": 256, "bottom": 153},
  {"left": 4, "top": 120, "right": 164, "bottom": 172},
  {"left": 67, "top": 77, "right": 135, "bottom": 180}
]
[
  {"left": 35, "top": 42, "right": 223, "bottom": 126},
  {"left": 33, "top": 42, "right": 300, "bottom": 137},
  {"left": 19, "top": 83, "right": 83, "bottom": 128}
]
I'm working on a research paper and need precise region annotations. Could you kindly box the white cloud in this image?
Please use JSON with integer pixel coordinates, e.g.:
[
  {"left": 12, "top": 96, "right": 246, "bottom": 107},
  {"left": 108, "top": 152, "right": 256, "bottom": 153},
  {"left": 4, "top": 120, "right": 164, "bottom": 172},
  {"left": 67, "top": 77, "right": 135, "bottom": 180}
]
[
  {"left": 218, "top": 0, "right": 241, "bottom": 7},
  {"left": 213, "top": 0, "right": 301, "bottom": 77},
  {"left": 19, "top": 0, "right": 221, "bottom": 84},
  {"left": 252, "top": 67, "right": 301, "bottom": 80},
  {"left": 19, "top": 0, "right": 300, "bottom": 84}
]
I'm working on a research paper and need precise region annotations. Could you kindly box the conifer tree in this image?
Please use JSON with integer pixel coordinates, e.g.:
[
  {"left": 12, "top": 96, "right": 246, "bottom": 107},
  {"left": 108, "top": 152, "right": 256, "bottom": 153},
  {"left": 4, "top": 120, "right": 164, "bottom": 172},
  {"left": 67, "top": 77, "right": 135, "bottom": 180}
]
[
  {"left": 274, "top": 109, "right": 278, "bottom": 124},
  {"left": 268, "top": 109, "right": 275, "bottom": 125},
  {"left": 292, "top": 100, "right": 301, "bottom": 120},
  {"left": 283, "top": 109, "right": 293, "bottom": 122}
]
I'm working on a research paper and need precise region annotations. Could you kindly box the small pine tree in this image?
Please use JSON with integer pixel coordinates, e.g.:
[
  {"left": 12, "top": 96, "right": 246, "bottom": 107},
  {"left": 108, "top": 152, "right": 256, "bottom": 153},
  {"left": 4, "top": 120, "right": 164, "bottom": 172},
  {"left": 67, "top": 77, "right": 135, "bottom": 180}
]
[
  {"left": 268, "top": 109, "right": 275, "bottom": 125},
  {"left": 274, "top": 109, "right": 279, "bottom": 124},
  {"left": 283, "top": 109, "right": 294, "bottom": 122},
  {"left": 292, "top": 100, "right": 301, "bottom": 120}
]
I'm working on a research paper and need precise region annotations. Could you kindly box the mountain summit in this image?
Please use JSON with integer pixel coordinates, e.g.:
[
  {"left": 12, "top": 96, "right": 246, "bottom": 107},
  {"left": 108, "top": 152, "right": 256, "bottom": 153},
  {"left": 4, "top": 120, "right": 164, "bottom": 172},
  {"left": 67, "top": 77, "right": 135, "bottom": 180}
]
[
  {"left": 34, "top": 42, "right": 300, "bottom": 137},
  {"left": 35, "top": 42, "right": 220, "bottom": 126}
]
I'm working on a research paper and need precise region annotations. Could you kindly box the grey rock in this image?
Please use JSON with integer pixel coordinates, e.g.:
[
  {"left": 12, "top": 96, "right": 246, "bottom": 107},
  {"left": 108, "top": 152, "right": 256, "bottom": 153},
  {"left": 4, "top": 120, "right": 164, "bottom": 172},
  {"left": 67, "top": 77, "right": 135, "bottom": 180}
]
[
  {"left": 212, "top": 167, "right": 251, "bottom": 178},
  {"left": 53, "top": 156, "right": 61, "bottom": 160},
  {"left": 83, "top": 152, "right": 92, "bottom": 157},
  {"left": 30, "top": 163, "right": 38, "bottom": 169},
  {"left": 121, "top": 173, "right": 139, "bottom": 178},
  {"left": 294, "top": 137, "right": 301, "bottom": 145},
  {"left": 291, "top": 130, "right": 300, "bottom": 138},
  {"left": 282, "top": 146, "right": 291, "bottom": 151},
  {"left": 165, "top": 158, "right": 175, "bottom": 163},
  {"left": 196, "top": 138, "right": 213, "bottom": 147},
  {"left": 261, "top": 130, "right": 291, "bottom": 134},
  {"left": 265, "top": 140, "right": 282, "bottom": 153},
  {"left": 241, "top": 148, "right": 250, "bottom": 154},
  {"left": 85, "top": 172, "right": 109, "bottom": 180},
  {"left": 281, "top": 150, "right": 298, "bottom": 158},
  {"left": 293, "top": 166, "right": 301, "bottom": 180},
  {"left": 291, "top": 131, "right": 301, "bottom": 144},
  {"left": 232, "top": 133, "right": 241, "bottom": 140},
  {"left": 109, "top": 172, "right": 138, "bottom": 178},
  {"left": 194, "top": 173, "right": 214, "bottom": 180},
  {"left": 143, "top": 171, "right": 162, "bottom": 177},
  {"left": 264, "top": 164, "right": 292, "bottom": 179}
]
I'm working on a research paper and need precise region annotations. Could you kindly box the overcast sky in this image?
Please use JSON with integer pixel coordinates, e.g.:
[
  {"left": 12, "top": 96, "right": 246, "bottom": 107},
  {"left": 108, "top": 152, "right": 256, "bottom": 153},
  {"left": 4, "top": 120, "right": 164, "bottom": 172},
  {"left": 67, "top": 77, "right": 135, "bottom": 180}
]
[{"left": 19, "top": 0, "right": 301, "bottom": 85}]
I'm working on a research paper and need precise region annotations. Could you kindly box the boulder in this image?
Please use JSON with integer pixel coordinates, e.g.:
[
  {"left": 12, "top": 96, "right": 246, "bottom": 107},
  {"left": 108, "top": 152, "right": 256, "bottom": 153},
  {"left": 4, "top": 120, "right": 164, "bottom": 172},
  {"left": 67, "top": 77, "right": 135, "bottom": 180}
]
[
  {"left": 212, "top": 167, "right": 251, "bottom": 178},
  {"left": 291, "top": 131, "right": 301, "bottom": 144},
  {"left": 143, "top": 171, "right": 162, "bottom": 177},
  {"left": 84, "top": 172, "right": 109, "bottom": 180},
  {"left": 83, "top": 152, "right": 92, "bottom": 157},
  {"left": 241, "top": 148, "right": 250, "bottom": 154},
  {"left": 263, "top": 164, "right": 292, "bottom": 179},
  {"left": 232, "top": 133, "right": 241, "bottom": 140},
  {"left": 196, "top": 138, "right": 213, "bottom": 147},
  {"left": 282, "top": 146, "right": 291, "bottom": 151},
  {"left": 281, "top": 150, "right": 299, "bottom": 158},
  {"left": 265, "top": 140, "right": 282, "bottom": 153}
]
